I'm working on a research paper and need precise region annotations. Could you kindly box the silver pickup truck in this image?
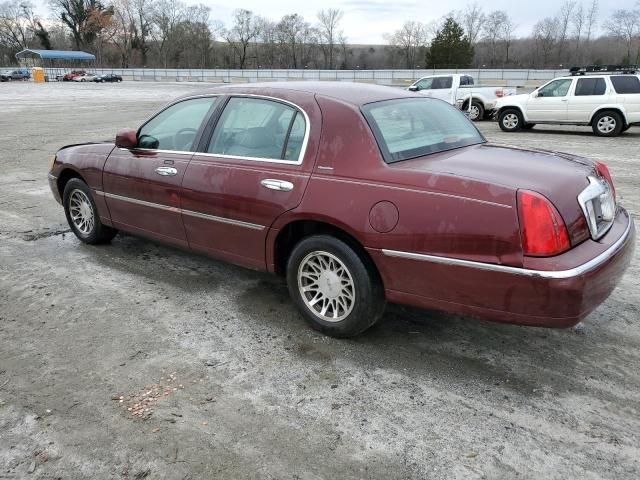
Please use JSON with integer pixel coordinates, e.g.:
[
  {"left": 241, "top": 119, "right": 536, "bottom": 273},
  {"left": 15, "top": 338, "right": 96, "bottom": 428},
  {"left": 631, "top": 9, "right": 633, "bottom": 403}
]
[{"left": 408, "top": 74, "right": 516, "bottom": 121}]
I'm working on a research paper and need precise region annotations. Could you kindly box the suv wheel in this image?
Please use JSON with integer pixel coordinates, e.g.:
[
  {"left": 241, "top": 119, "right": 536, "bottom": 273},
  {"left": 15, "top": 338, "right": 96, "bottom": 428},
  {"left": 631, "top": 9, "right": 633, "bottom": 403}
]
[
  {"left": 286, "top": 235, "right": 385, "bottom": 337},
  {"left": 498, "top": 109, "right": 523, "bottom": 132},
  {"left": 63, "top": 178, "right": 118, "bottom": 244},
  {"left": 592, "top": 111, "right": 623, "bottom": 137}
]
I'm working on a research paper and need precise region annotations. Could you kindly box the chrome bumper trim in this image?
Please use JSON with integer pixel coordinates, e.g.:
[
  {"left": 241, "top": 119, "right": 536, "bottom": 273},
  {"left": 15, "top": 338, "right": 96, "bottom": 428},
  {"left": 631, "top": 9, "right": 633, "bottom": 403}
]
[
  {"left": 95, "top": 190, "right": 265, "bottom": 231},
  {"left": 382, "top": 214, "right": 633, "bottom": 280}
]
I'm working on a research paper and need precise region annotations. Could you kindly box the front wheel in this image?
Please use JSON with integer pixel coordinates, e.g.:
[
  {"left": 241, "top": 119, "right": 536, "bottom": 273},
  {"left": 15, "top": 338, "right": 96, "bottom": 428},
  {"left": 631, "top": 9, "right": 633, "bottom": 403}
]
[
  {"left": 63, "top": 178, "right": 118, "bottom": 244},
  {"left": 592, "top": 111, "right": 623, "bottom": 137},
  {"left": 498, "top": 109, "right": 523, "bottom": 132},
  {"left": 286, "top": 235, "right": 385, "bottom": 337}
]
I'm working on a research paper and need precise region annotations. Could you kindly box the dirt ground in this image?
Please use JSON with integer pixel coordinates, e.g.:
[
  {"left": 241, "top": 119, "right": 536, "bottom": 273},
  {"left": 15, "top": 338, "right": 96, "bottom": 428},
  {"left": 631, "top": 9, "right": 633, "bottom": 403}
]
[{"left": 1, "top": 81, "right": 639, "bottom": 480}]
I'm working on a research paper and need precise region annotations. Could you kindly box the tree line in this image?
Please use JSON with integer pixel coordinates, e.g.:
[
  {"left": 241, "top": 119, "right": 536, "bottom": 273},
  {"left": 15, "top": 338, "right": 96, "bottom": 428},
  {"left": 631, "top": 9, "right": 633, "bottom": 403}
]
[{"left": 0, "top": 0, "right": 639, "bottom": 69}]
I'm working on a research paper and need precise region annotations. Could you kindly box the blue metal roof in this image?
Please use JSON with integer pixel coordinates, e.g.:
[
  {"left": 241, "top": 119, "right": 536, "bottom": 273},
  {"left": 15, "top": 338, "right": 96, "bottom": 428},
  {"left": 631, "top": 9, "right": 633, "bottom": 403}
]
[{"left": 15, "top": 49, "right": 96, "bottom": 61}]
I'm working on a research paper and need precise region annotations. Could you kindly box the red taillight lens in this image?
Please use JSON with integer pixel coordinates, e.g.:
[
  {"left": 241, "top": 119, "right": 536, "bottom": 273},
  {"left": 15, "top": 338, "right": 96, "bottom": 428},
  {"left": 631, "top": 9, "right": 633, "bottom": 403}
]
[
  {"left": 495, "top": 89, "right": 504, "bottom": 98},
  {"left": 595, "top": 161, "right": 616, "bottom": 201},
  {"left": 517, "top": 190, "right": 570, "bottom": 257}
]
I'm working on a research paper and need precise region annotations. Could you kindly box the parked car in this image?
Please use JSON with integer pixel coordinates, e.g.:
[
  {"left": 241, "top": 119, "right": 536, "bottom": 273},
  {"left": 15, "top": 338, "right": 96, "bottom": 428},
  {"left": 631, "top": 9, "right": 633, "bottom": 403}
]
[
  {"left": 1, "top": 69, "right": 29, "bottom": 81},
  {"left": 408, "top": 74, "right": 516, "bottom": 121},
  {"left": 94, "top": 73, "right": 123, "bottom": 83},
  {"left": 495, "top": 73, "right": 640, "bottom": 136},
  {"left": 73, "top": 73, "right": 98, "bottom": 82},
  {"left": 47, "top": 82, "right": 635, "bottom": 337},
  {"left": 62, "top": 70, "right": 85, "bottom": 81}
]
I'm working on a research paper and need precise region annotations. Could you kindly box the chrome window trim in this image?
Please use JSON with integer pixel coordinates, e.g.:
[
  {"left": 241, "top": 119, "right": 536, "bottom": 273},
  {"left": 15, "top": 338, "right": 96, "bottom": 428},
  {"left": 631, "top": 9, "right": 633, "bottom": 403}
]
[
  {"left": 130, "top": 93, "right": 311, "bottom": 166},
  {"left": 95, "top": 190, "right": 265, "bottom": 230},
  {"left": 381, "top": 212, "right": 632, "bottom": 280},
  {"left": 199, "top": 93, "right": 311, "bottom": 166}
]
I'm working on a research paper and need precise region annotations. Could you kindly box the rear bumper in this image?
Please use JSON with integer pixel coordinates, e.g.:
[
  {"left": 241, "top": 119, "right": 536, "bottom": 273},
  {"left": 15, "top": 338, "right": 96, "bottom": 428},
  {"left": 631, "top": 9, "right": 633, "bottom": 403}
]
[{"left": 370, "top": 208, "right": 635, "bottom": 328}]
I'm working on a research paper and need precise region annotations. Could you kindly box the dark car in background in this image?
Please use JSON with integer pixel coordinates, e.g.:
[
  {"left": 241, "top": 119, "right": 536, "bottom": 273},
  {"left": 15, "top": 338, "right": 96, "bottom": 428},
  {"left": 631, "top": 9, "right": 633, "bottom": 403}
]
[
  {"left": 1, "top": 69, "right": 29, "bottom": 81},
  {"left": 94, "top": 74, "right": 123, "bottom": 83}
]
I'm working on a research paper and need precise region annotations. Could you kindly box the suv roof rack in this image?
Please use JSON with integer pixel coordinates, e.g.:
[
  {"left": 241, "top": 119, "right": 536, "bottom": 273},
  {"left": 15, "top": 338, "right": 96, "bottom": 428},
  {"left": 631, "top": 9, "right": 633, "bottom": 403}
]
[{"left": 570, "top": 65, "right": 638, "bottom": 75}]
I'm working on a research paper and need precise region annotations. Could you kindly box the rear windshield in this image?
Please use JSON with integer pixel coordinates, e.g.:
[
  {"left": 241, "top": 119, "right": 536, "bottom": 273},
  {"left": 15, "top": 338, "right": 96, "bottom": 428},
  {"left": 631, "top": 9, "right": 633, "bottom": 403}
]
[
  {"left": 610, "top": 76, "right": 640, "bottom": 94},
  {"left": 361, "top": 98, "right": 485, "bottom": 163}
]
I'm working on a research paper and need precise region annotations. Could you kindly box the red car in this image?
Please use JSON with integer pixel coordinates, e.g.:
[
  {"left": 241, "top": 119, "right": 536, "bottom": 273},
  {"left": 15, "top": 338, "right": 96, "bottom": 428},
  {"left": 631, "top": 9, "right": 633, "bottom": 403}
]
[
  {"left": 62, "top": 69, "right": 85, "bottom": 81},
  {"left": 47, "top": 83, "right": 635, "bottom": 337}
]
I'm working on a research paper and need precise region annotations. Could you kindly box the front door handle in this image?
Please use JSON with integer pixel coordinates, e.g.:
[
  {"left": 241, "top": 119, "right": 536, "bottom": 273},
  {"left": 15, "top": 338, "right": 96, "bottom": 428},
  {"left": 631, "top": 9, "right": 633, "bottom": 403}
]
[
  {"left": 261, "top": 179, "right": 294, "bottom": 192},
  {"left": 155, "top": 166, "right": 178, "bottom": 176}
]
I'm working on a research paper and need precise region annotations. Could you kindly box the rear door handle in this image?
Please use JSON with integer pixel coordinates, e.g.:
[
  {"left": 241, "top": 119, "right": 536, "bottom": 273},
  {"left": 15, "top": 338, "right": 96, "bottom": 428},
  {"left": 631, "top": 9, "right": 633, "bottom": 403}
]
[
  {"left": 155, "top": 166, "right": 178, "bottom": 176},
  {"left": 261, "top": 179, "right": 294, "bottom": 192}
]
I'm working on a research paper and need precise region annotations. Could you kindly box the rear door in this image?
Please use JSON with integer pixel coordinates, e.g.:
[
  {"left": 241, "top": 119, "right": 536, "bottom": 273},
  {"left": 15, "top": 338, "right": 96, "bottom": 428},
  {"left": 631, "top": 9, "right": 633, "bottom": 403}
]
[
  {"left": 102, "top": 96, "right": 219, "bottom": 247},
  {"left": 566, "top": 77, "right": 608, "bottom": 122},
  {"left": 611, "top": 75, "right": 640, "bottom": 124},
  {"left": 527, "top": 78, "right": 573, "bottom": 122},
  {"left": 182, "top": 94, "right": 319, "bottom": 270}
]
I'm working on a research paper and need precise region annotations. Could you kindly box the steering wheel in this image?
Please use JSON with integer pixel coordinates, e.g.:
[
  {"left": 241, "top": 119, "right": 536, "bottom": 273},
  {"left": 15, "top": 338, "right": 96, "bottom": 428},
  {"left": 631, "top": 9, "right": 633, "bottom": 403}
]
[{"left": 174, "top": 128, "right": 198, "bottom": 151}]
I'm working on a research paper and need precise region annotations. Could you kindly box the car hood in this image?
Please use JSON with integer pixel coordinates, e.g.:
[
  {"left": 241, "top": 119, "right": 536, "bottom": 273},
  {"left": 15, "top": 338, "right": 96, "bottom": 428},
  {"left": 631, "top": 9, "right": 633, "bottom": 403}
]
[{"left": 391, "top": 143, "right": 595, "bottom": 243}]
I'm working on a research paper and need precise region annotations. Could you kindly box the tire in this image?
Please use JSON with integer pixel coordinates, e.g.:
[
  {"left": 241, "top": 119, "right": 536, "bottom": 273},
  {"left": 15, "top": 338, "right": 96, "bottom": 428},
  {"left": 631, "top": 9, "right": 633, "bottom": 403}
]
[
  {"left": 592, "top": 111, "right": 623, "bottom": 137},
  {"left": 63, "top": 178, "right": 117, "bottom": 244},
  {"left": 286, "top": 235, "right": 385, "bottom": 338},
  {"left": 498, "top": 109, "right": 523, "bottom": 132},
  {"left": 522, "top": 123, "right": 536, "bottom": 130},
  {"left": 621, "top": 124, "right": 630, "bottom": 132},
  {"left": 466, "top": 101, "right": 485, "bottom": 122}
]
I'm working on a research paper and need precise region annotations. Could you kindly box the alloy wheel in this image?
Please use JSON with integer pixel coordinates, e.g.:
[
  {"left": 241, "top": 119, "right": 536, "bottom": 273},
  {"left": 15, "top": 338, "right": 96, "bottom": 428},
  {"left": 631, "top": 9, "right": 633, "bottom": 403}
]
[
  {"left": 597, "top": 116, "right": 616, "bottom": 134},
  {"left": 503, "top": 113, "right": 519, "bottom": 129},
  {"left": 297, "top": 251, "right": 356, "bottom": 322},
  {"left": 68, "top": 189, "right": 95, "bottom": 235}
]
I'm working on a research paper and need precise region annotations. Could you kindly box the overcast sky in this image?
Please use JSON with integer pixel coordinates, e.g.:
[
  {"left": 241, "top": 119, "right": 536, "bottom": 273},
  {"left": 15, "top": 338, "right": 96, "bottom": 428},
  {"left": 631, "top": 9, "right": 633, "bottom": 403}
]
[{"left": 33, "top": 0, "right": 636, "bottom": 44}]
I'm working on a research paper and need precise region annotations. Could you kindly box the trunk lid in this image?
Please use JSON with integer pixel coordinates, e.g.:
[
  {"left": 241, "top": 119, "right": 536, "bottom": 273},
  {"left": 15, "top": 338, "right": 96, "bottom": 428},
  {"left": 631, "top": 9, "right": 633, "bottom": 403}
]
[{"left": 391, "top": 143, "right": 595, "bottom": 245}]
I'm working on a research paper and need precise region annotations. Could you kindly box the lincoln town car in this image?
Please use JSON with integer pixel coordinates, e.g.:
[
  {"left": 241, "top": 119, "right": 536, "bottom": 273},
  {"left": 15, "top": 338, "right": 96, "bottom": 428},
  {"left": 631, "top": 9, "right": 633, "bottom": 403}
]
[{"left": 47, "top": 82, "right": 635, "bottom": 337}]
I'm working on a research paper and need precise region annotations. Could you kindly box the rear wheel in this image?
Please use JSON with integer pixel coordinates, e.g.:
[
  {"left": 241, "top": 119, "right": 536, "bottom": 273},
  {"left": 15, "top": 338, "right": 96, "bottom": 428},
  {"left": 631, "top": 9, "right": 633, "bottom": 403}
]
[
  {"left": 592, "top": 111, "right": 623, "bottom": 137},
  {"left": 63, "top": 178, "right": 117, "bottom": 244},
  {"left": 467, "top": 101, "right": 485, "bottom": 121},
  {"left": 286, "top": 235, "right": 385, "bottom": 338},
  {"left": 498, "top": 109, "right": 523, "bottom": 132}
]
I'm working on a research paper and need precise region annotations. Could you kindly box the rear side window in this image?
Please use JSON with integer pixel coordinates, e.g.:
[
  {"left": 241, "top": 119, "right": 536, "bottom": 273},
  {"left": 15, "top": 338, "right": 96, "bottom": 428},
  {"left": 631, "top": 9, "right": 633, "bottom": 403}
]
[
  {"left": 362, "top": 98, "right": 485, "bottom": 163},
  {"left": 207, "top": 97, "right": 306, "bottom": 162},
  {"left": 575, "top": 78, "right": 606, "bottom": 96},
  {"left": 460, "top": 76, "right": 474, "bottom": 86},
  {"left": 610, "top": 76, "right": 640, "bottom": 94},
  {"left": 432, "top": 76, "right": 453, "bottom": 89}
]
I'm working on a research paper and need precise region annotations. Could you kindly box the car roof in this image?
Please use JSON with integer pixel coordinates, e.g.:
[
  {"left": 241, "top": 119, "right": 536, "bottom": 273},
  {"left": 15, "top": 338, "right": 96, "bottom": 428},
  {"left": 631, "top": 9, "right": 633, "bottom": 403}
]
[{"left": 192, "top": 81, "right": 419, "bottom": 107}]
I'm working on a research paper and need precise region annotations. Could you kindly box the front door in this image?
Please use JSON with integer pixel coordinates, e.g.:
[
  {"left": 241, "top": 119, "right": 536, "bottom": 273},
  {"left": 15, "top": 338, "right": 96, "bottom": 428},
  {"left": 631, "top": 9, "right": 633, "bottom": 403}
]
[
  {"left": 182, "top": 95, "right": 319, "bottom": 269},
  {"left": 102, "top": 97, "right": 219, "bottom": 247},
  {"left": 527, "top": 78, "right": 573, "bottom": 122}
]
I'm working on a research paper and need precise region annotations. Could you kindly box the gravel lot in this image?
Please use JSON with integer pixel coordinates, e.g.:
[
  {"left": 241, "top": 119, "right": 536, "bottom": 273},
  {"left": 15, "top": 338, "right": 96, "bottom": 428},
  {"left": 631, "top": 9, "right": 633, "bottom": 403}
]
[{"left": 1, "top": 81, "right": 639, "bottom": 479}]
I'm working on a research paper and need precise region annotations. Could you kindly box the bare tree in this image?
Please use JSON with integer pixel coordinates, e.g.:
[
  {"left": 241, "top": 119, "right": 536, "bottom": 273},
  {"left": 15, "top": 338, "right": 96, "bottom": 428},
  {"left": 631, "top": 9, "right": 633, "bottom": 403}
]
[
  {"left": 482, "top": 11, "right": 514, "bottom": 67},
  {"left": 461, "top": 2, "right": 485, "bottom": 45},
  {"left": 0, "top": 0, "right": 37, "bottom": 50},
  {"left": 604, "top": 9, "right": 640, "bottom": 63},
  {"left": 276, "top": 13, "right": 307, "bottom": 68},
  {"left": 572, "top": 3, "right": 585, "bottom": 61},
  {"left": 49, "top": 0, "right": 114, "bottom": 50},
  {"left": 384, "top": 21, "right": 428, "bottom": 68},
  {"left": 151, "top": 0, "right": 184, "bottom": 68},
  {"left": 584, "top": 0, "right": 598, "bottom": 45},
  {"left": 317, "top": 8, "right": 343, "bottom": 69},
  {"left": 225, "top": 9, "right": 259, "bottom": 68},
  {"left": 532, "top": 17, "right": 559, "bottom": 67},
  {"left": 556, "top": 0, "right": 575, "bottom": 63}
]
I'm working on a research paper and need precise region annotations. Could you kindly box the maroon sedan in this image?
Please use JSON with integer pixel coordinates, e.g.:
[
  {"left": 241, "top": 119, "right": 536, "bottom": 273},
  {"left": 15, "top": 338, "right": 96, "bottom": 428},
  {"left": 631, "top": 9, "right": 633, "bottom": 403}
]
[{"left": 47, "top": 82, "right": 635, "bottom": 337}]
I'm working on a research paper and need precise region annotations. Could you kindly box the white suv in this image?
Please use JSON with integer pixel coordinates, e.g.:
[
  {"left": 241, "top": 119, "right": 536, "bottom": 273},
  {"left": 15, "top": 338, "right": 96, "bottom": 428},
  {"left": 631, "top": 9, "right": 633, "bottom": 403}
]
[{"left": 494, "top": 74, "right": 640, "bottom": 136}]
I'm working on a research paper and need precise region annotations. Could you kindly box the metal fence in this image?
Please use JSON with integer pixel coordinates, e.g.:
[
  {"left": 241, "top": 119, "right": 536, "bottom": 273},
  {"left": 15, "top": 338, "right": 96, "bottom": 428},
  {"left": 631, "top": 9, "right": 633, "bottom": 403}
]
[{"left": 4, "top": 67, "right": 570, "bottom": 87}]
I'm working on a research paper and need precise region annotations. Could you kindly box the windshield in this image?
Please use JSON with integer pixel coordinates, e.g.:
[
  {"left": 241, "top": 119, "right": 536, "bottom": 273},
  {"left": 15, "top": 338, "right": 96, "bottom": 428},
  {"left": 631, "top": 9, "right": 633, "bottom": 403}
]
[{"left": 362, "top": 98, "right": 485, "bottom": 163}]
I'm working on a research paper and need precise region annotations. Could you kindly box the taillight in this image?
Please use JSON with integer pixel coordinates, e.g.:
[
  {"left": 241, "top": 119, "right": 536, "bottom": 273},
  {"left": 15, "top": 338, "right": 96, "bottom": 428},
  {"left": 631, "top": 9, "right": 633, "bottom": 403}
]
[
  {"left": 495, "top": 89, "right": 504, "bottom": 98},
  {"left": 517, "top": 190, "right": 570, "bottom": 257},
  {"left": 595, "top": 161, "right": 616, "bottom": 202}
]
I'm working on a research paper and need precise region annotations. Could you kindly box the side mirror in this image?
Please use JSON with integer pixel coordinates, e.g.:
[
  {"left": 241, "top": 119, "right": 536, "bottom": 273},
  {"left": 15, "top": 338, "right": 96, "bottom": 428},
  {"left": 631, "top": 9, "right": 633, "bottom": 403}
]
[
  {"left": 408, "top": 85, "right": 419, "bottom": 91},
  {"left": 115, "top": 128, "right": 138, "bottom": 149}
]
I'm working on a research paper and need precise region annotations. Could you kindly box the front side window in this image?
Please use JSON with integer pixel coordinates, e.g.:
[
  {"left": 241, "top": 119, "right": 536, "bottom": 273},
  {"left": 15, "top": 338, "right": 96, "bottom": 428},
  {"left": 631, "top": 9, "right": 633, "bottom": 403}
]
[
  {"left": 207, "top": 97, "right": 306, "bottom": 161},
  {"left": 362, "top": 98, "right": 485, "bottom": 163},
  {"left": 610, "top": 75, "right": 640, "bottom": 94},
  {"left": 538, "top": 79, "right": 573, "bottom": 97},
  {"left": 138, "top": 97, "right": 218, "bottom": 151},
  {"left": 575, "top": 78, "right": 606, "bottom": 96},
  {"left": 415, "top": 78, "right": 433, "bottom": 90}
]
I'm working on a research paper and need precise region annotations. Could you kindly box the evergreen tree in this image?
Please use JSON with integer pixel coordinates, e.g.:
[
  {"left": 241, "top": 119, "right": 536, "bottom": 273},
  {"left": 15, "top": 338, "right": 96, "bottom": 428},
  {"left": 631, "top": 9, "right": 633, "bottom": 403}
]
[{"left": 427, "top": 18, "right": 474, "bottom": 68}]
